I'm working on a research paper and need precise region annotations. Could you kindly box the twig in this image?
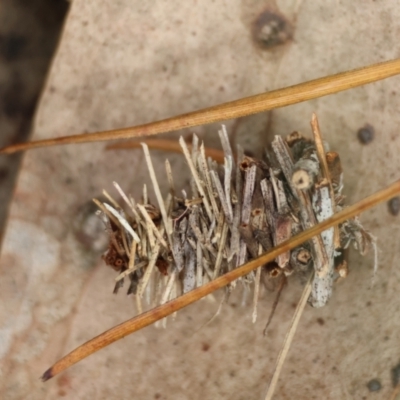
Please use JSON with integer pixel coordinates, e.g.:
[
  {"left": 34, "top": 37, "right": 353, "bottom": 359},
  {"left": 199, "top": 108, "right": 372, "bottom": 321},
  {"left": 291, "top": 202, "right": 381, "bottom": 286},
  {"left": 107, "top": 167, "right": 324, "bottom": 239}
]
[
  {"left": 263, "top": 275, "right": 287, "bottom": 335},
  {"left": 141, "top": 143, "right": 173, "bottom": 238}
]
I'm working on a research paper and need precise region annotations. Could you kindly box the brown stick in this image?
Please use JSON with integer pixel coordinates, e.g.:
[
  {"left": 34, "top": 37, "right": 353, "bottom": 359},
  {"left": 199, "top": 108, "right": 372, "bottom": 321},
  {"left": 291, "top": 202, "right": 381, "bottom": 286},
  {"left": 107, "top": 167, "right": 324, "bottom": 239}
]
[
  {"left": 3, "top": 59, "right": 400, "bottom": 154},
  {"left": 41, "top": 179, "right": 400, "bottom": 381}
]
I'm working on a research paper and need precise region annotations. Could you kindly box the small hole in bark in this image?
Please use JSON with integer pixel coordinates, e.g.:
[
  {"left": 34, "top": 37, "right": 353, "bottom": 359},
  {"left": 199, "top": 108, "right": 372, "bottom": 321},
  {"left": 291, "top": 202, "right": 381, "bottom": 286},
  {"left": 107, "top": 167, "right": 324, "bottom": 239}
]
[
  {"left": 252, "top": 10, "right": 293, "bottom": 49},
  {"left": 366, "top": 379, "right": 382, "bottom": 392},
  {"left": 388, "top": 196, "right": 400, "bottom": 216},
  {"left": 357, "top": 123, "right": 375, "bottom": 144}
]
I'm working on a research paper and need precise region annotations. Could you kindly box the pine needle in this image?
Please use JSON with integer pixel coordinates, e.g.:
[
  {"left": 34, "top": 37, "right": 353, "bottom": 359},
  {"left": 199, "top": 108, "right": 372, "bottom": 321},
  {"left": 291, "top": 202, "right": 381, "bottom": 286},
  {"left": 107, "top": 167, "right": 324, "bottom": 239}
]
[{"left": 3, "top": 59, "right": 400, "bottom": 154}]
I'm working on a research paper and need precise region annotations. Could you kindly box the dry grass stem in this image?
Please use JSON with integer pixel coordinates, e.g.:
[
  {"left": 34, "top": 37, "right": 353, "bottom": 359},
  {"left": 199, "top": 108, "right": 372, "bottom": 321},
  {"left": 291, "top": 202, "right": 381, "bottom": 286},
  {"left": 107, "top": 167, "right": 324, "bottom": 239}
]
[{"left": 264, "top": 273, "right": 313, "bottom": 400}]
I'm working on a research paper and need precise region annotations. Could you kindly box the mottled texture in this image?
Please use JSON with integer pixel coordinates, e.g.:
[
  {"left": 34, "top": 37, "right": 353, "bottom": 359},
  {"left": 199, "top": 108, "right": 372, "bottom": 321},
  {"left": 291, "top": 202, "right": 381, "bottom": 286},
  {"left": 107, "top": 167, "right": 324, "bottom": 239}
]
[{"left": 2, "top": 1, "right": 400, "bottom": 399}]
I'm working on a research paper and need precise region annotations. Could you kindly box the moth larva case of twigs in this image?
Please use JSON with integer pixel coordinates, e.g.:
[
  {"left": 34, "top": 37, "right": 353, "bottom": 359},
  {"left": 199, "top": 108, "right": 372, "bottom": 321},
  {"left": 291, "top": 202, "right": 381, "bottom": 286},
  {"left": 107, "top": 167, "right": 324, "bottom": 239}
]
[{"left": 96, "top": 124, "right": 373, "bottom": 315}]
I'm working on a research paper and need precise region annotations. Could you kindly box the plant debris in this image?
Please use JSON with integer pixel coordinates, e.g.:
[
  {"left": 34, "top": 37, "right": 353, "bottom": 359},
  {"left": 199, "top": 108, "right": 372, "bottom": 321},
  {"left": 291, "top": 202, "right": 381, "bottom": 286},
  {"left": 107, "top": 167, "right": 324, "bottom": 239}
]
[{"left": 96, "top": 120, "right": 375, "bottom": 320}]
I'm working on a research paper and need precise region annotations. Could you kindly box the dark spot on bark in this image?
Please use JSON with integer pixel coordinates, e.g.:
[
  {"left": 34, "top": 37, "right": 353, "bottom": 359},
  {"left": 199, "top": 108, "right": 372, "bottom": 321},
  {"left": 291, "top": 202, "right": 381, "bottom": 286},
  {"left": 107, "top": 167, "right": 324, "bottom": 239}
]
[
  {"left": 57, "top": 374, "right": 72, "bottom": 387},
  {"left": 202, "top": 342, "right": 210, "bottom": 352},
  {"left": 357, "top": 123, "right": 374, "bottom": 144},
  {"left": 252, "top": 10, "right": 293, "bottom": 49},
  {"left": 388, "top": 196, "right": 400, "bottom": 216},
  {"left": 316, "top": 317, "right": 325, "bottom": 326},
  {"left": 366, "top": 379, "right": 382, "bottom": 392}
]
